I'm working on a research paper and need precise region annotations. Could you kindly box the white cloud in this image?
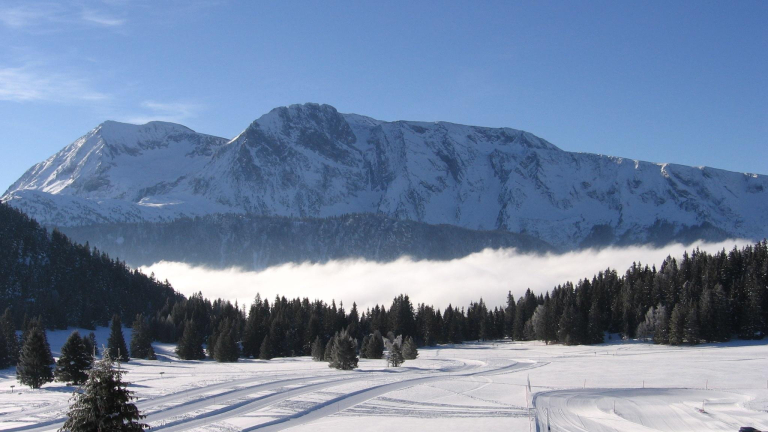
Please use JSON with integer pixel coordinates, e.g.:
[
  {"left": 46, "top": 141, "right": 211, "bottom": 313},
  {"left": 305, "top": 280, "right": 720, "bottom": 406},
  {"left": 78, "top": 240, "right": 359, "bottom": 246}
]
[
  {"left": 0, "top": 65, "right": 109, "bottom": 103},
  {"left": 0, "top": 4, "right": 55, "bottom": 28},
  {"left": 123, "top": 100, "right": 204, "bottom": 124},
  {"left": 80, "top": 9, "right": 125, "bottom": 27},
  {"left": 142, "top": 239, "right": 752, "bottom": 312},
  {"left": 0, "top": 2, "right": 126, "bottom": 30}
]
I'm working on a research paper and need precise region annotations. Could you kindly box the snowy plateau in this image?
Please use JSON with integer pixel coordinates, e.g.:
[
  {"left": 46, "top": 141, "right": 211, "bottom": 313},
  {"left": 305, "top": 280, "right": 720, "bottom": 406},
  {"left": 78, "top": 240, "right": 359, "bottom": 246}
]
[
  {"left": 3, "top": 103, "right": 768, "bottom": 259},
  {"left": 2, "top": 328, "right": 768, "bottom": 432}
]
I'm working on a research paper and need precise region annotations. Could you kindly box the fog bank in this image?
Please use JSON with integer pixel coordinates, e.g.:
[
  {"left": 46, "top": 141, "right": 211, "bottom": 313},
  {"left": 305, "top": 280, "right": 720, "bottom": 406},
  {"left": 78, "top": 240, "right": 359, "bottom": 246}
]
[{"left": 142, "top": 240, "right": 751, "bottom": 311}]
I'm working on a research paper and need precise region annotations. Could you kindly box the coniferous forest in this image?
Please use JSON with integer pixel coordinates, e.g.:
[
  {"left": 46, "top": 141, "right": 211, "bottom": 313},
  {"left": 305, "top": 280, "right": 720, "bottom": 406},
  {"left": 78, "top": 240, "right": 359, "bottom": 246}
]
[
  {"left": 2, "top": 201, "right": 768, "bottom": 368},
  {"left": 0, "top": 202, "right": 180, "bottom": 330}
]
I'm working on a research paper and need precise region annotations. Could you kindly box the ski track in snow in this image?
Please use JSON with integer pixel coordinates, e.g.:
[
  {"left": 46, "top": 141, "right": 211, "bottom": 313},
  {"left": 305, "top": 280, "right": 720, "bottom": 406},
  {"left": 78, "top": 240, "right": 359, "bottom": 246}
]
[{"left": 6, "top": 337, "right": 768, "bottom": 431}]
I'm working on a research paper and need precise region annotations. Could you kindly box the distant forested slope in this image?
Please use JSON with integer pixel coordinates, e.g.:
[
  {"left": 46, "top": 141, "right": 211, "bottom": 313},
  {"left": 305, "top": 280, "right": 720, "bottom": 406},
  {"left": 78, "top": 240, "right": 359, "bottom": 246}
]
[{"left": 0, "top": 202, "right": 180, "bottom": 329}]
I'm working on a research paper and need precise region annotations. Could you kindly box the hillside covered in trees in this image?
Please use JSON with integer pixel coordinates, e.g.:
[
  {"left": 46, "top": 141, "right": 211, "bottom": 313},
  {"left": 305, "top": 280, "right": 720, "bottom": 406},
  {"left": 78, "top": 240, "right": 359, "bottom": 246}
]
[{"left": 0, "top": 202, "right": 181, "bottom": 329}]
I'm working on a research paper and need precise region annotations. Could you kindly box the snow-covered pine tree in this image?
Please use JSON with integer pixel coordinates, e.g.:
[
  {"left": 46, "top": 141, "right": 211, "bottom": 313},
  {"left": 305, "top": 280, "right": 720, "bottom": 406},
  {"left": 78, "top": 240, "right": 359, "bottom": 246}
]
[
  {"left": 213, "top": 319, "right": 239, "bottom": 362},
  {"left": 130, "top": 314, "right": 156, "bottom": 360},
  {"left": 385, "top": 335, "right": 404, "bottom": 367},
  {"left": 107, "top": 315, "right": 130, "bottom": 362},
  {"left": 259, "top": 335, "right": 273, "bottom": 360},
  {"left": 329, "top": 330, "right": 358, "bottom": 370},
  {"left": 60, "top": 351, "right": 148, "bottom": 432},
  {"left": 323, "top": 337, "right": 334, "bottom": 362},
  {"left": 176, "top": 320, "right": 205, "bottom": 360},
  {"left": 311, "top": 336, "right": 324, "bottom": 361},
  {"left": 16, "top": 321, "right": 53, "bottom": 389},
  {"left": 55, "top": 331, "right": 91, "bottom": 385},
  {"left": 402, "top": 336, "right": 418, "bottom": 360}
]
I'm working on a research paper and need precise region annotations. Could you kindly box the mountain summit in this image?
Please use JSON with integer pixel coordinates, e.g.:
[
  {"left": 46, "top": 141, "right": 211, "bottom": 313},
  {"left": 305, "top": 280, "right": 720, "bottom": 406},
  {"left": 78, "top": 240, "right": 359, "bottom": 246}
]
[{"left": 4, "top": 103, "right": 767, "bottom": 250}]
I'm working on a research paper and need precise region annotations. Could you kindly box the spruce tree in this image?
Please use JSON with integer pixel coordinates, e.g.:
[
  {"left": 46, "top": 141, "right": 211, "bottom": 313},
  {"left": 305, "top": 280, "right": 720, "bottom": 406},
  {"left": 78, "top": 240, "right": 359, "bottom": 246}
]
[
  {"left": 385, "top": 336, "right": 404, "bottom": 367},
  {"left": 1, "top": 308, "right": 19, "bottom": 366},
  {"left": 0, "top": 332, "right": 8, "bottom": 369},
  {"left": 107, "top": 315, "right": 130, "bottom": 362},
  {"left": 329, "top": 330, "right": 358, "bottom": 370},
  {"left": 365, "top": 330, "right": 384, "bottom": 359},
  {"left": 653, "top": 305, "right": 669, "bottom": 344},
  {"left": 55, "top": 331, "right": 91, "bottom": 385},
  {"left": 311, "top": 336, "right": 324, "bottom": 361},
  {"left": 402, "top": 336, "right": 418, "bottom": 360},
  {"left": 176, "top": 320, "right": 205, "bottom": 360},
  {"left": 259, "top": 335, "right": 273, "bottom": 360},
  {"left": 587, "top": 303, "right": 604, "bottom": 344},
  {"left": 16, "top": 323, "right": 53, "bottom": 389},
  {"left": 60, "top": 352, "right": 148, "bottom": 432},
  {"left": 213, "top": 319, "right": 239, "bottom": 362},
  {"left": 359, "top": 334, "right": 370, "bottom": 358},
  {"left": 81, "top": 335, "right": 94, "bottom": 361},
  {"left": 323, "top": 338, "right": 334, "bottom": 362},
  {"left": 668, "top": 304, "right": 686, "bottom": 346},
  {"left": 88, "top": 332, "right": 99, "bottom": 357},
  {"left": 684, "top": 303, "right": 700, "bottom": 345},
  {"left": 130, "top": 314, "right": 156, "bottom": 360}
]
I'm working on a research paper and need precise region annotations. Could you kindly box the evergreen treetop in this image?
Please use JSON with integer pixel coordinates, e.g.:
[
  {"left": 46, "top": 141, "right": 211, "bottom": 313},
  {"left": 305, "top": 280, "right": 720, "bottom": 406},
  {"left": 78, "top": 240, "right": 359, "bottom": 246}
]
[{"left": 59, "top": 352, "right": 148, "bottom": 432}]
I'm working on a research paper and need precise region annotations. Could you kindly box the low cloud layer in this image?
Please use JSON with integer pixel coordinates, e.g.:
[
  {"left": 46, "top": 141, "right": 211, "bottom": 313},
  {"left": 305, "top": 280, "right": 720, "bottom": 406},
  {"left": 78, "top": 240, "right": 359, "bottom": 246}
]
[{"left": 143, "top": 240, "right": 751, "bottom": 312}]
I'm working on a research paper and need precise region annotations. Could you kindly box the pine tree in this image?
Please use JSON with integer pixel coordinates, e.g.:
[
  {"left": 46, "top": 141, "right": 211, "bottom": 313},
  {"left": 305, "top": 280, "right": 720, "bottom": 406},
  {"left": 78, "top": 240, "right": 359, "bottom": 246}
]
[
  {"left": 385, "top": 335, "right": 404, "bottom": 367},
  {"left": 1, "top": 308, "right": 19, "bottom": 366},
  {"left": 668, "top": 304, "right": 686, "bottom": 346},
  {"left": 60, "top": 352, "right": 148, "bottom": 432},
  {"left": 130, "top": 314, "right": 155, "bottom": 360},
  {"left": 107, "top": 315, "right": 130, "bottom": 362},
  {"left": 176, "top": 320, "right": 205, "bottom": 360},
  {"left": 365, "top": 330, "right": 384, "bottom": 359},
  {"left": 16, "top": 323, "right": 53, "bottom": 389},
  {"left": 0, "top": 331, "right": 8, "bottom": 369},
  {"left": 55, "top": 331, "right": 91, "bottom": 385},
  {"left": 88, "top": 332, "right": 99, "bottom": 357},
  {"left": 587, "top": 302, "right": 604, "bottom": 344},
  {"left": 684, "top": 303, "right": 700, "bottom": 345},
  {"left": 259, "top": 335, "right": 273, "bottom": 360},
  {"left": 652, "top": 305, "right": 669, "bottom": 344},
  {"left": 359, "top": 334, "right": 370, "bottom": 358},
  {"left": 323, "top": 338, "right": 334, "bottom": 361},
  {"left": 402, "top": 336, "right": 418, "bottom": 360},
  {"left": 329, "top": 330, "right": 358, "bottom": 370},
  {"left": 311, "top": 336, "right": 324, "bottom": 361},
  {"left": 81, "top": 335, "right": 94, "bottom": 361},
  {"left": 213, "top": 319, "right": 239, "bottom": 362}
]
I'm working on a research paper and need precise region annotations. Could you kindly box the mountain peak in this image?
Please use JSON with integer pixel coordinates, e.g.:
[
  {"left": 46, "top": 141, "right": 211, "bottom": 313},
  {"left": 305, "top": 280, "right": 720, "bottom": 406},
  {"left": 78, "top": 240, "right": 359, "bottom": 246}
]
[{"left": 4, "top": 104, "right": 768, "bottom": 249}]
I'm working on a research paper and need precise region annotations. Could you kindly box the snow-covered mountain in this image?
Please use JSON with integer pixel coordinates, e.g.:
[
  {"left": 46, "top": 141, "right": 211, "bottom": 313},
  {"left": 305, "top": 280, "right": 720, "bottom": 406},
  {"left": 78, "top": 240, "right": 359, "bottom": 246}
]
[{"left": 4, "top": 103, "right": 767, "bottom": 250}]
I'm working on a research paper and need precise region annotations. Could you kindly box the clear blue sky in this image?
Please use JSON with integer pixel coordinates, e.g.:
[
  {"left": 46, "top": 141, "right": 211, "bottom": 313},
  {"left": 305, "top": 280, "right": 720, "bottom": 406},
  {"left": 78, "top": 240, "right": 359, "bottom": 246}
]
[{"left": 1, "top": 0, "right": 766, "bottom": 191}]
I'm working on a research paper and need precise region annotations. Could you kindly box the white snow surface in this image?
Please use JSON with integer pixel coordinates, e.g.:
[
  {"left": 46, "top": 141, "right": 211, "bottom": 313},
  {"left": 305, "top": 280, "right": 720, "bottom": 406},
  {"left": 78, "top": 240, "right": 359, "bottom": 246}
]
[
  {"left": 2, "top": 328, "right": 768, "bottom": 432},
  {"left": 3, "top": 103, "right": 768, "bottom": 249}
]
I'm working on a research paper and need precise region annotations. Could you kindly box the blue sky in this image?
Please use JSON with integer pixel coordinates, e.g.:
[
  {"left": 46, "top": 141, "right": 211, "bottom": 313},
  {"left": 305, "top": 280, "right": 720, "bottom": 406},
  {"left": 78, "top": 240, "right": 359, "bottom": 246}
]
[{"left": 0, "top": 0, "right": 766, "bottom": 191}]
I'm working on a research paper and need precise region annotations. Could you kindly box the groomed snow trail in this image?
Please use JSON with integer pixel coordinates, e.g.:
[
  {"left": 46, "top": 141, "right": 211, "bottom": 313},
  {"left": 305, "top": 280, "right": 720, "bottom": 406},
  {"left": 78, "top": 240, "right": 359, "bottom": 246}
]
[
  {"left": 533, "top": 388, "right": 768, "bottom": 432},
  {"left": 247, "top": 359, "right": 537, "bottom": 431}
]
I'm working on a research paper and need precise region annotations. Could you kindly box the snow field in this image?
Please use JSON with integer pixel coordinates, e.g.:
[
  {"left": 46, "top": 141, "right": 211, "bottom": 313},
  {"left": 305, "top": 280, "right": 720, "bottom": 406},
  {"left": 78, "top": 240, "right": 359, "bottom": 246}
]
[{"left": 2, "top": 328, "right": 768, "bottom": 431}]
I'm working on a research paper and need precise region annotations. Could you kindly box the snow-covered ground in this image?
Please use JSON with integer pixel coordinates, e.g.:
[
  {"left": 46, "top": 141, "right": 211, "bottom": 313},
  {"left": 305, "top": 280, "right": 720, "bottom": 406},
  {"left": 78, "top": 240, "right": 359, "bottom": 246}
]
[{"left": 2, "top": 328, "right": 768, "bottom": 432}]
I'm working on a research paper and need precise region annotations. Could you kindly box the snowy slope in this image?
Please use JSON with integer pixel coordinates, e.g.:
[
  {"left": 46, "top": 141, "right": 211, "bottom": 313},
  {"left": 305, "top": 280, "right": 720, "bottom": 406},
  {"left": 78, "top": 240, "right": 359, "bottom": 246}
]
[{"left": 3, "top": 103, "right": 767, "bottom": 249}]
